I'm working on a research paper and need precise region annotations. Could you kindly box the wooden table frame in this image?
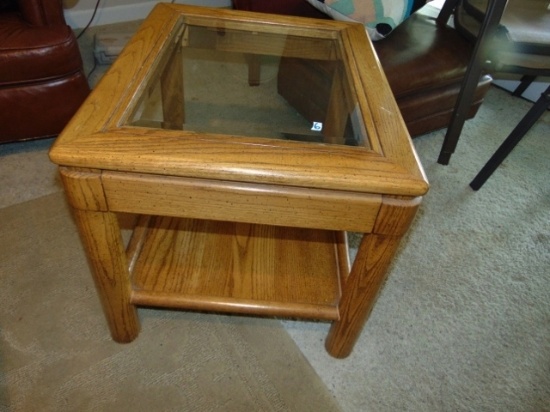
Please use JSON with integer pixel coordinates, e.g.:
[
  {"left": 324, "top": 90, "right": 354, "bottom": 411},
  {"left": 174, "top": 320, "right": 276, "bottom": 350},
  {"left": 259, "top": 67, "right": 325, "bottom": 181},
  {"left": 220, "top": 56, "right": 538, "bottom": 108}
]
[{"left": 50, "top": 4, "right": 428, "bottom": 358}]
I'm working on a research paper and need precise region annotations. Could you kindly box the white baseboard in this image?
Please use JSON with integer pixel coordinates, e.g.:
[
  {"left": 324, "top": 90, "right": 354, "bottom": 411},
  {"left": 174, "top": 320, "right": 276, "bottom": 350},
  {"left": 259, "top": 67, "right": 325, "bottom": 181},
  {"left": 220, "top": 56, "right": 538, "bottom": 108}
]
[{"left": 64, "top": 0, "right": 232, "bottom": 29}]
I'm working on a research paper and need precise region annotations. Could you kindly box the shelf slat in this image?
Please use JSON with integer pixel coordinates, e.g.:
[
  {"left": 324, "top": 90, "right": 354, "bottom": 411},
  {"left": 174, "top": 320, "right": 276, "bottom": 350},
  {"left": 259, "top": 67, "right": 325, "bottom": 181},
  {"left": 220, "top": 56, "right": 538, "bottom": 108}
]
[{"left": 130, "top": 216, "right": 344, "bottom": 319}]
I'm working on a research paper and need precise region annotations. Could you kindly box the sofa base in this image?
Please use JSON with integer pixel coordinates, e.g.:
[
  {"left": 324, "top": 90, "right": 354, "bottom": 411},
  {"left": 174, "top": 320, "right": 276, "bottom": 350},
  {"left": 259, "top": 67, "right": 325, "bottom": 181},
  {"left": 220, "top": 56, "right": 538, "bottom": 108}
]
[{"left": 0, "top": 71, "right": 90, "bottom": 144}]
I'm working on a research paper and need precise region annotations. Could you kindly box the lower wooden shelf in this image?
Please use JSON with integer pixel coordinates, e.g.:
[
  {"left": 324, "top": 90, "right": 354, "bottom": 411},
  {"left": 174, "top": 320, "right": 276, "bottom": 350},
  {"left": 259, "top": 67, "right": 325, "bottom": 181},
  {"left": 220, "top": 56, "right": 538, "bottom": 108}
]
[{"left": 127, "top": 215, "right": 349, "bottom": 320}]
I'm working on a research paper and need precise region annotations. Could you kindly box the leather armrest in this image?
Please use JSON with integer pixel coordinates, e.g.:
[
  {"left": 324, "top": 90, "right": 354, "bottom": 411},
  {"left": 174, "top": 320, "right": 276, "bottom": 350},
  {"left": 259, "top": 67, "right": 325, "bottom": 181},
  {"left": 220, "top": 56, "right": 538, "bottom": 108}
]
[
  {"left": 232, "top": 0, "right": 329, "bottom": 19},
  {"left": 17, "top": 0, "right": 66, "bottom": 26}
]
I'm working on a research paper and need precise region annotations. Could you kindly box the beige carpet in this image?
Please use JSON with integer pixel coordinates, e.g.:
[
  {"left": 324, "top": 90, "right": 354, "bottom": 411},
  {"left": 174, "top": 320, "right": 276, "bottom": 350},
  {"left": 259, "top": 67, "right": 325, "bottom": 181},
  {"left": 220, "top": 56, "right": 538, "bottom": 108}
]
[
  {"left": 1, "top": 16, "right": 549, "bottom": 412},
  {"left": 0, "top": 192, "right": 341, "bottom": 412}
]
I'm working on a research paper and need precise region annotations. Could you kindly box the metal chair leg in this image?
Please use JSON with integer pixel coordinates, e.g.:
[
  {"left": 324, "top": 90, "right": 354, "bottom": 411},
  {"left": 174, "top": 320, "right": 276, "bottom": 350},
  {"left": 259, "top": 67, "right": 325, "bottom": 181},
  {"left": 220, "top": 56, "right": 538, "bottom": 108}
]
[
  {"left": 437, "top": 0, "right": 508, "bottom": 165},
  {"left": 512, "top": 75, "right": 536, "bottom": 97},
  {"left": 470, "top": 85, "right": 550, "bottom": 190}
]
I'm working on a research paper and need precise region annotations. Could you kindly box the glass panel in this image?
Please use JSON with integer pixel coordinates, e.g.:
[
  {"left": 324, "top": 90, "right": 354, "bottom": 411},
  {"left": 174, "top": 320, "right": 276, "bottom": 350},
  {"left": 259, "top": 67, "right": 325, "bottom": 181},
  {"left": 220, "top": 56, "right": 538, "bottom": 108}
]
[{"left": 128, "top": 22, "right": 368, "bottom": 148}]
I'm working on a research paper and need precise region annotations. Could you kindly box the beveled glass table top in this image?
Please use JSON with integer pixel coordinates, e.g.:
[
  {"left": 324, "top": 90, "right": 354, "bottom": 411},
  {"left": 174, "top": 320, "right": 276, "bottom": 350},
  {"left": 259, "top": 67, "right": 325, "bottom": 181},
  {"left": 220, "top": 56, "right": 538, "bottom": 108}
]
[
  {"left": 128, "top": 21, "right": 367, "bottom": 148},
  {"left": 50, "top": 4, "right": 428, "bottom": 197}
]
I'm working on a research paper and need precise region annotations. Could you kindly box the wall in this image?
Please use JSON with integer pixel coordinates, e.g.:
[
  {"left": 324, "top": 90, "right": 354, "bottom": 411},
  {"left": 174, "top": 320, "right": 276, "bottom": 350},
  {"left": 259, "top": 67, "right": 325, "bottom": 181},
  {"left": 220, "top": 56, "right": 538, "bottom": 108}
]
[{"left": 63, "top": 0, "right": 232, "bottom": 28}]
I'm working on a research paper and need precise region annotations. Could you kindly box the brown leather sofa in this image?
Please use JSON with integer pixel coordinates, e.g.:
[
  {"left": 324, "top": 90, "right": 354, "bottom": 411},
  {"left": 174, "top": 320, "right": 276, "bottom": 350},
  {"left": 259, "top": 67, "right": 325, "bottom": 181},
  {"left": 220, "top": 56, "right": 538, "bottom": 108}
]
[
  {"left": 233, "top": 0, "right": 492, "bottom": 137},
  {"left": 0, "top": 0, "right": 90, "bottom": 144}
]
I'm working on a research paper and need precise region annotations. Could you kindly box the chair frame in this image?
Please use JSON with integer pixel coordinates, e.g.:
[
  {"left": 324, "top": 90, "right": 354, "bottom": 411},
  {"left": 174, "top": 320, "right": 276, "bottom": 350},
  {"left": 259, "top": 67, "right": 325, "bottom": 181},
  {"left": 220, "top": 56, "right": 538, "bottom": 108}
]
[
  {"left": 437, "top": 0, "right": 509, "bottom": 165},
  {"left": 437, "top": 0, "right": 549, "bottom": 189},
  {"left": 469, "top": 84, "right": 550, "bottom": 189}
]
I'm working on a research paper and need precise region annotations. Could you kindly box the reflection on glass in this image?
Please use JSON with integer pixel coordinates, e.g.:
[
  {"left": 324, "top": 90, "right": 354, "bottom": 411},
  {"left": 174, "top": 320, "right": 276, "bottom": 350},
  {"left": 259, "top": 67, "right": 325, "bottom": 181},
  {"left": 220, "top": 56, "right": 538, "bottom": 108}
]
[{"left": 129, "top": 23, "right": 367, "bottom": 148}]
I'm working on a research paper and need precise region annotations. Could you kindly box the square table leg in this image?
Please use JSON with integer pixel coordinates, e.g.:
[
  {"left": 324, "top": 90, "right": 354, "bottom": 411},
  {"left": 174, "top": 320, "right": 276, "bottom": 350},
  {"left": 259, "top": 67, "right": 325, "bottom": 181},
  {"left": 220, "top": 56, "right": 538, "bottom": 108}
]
[
  {"left": 160, "top": 44, "right": 184, "bottom": 130},
  {"left": 60, "top": 168, "right": 140, "bottom": 343},
  {"left": 326, "top": 196, "right": 421, "bottom": 358}
]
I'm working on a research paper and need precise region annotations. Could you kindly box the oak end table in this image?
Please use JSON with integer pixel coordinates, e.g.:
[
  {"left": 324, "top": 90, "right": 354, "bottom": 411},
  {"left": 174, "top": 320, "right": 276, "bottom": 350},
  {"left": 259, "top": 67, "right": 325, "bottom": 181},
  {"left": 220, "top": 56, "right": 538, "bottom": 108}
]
[{"left": 49, "top": 4, "right": 428, "bottom": 358}]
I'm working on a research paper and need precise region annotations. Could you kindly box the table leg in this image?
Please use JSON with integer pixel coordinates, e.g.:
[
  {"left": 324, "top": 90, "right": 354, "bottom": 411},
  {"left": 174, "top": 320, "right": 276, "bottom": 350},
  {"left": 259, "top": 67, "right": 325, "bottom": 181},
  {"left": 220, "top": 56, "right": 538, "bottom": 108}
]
[
  {"left": 245, "top": 54, "right": 261, "bottom": 86},
  {"left": 325, "top": 196, "right": 420, "bottom": 358},
  {"left": 72, "top": 209, "right": 140, "bottom": 343},
  {"left": 60, "top": 168, "right": 140, "bottom": 343},
  {"left": 323, "top": 63, "right": 349, "bottom": 145},
  {"left": 161, "top": 44, "right": 184, "bottom": 129}
]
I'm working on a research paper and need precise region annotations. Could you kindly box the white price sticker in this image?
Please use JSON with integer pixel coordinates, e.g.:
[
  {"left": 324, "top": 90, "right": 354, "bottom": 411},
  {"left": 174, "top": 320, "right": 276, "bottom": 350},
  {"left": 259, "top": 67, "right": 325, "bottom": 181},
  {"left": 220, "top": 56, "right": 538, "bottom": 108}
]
[{"left": 311, "top": 122, "right": 323, "bottom": 132}]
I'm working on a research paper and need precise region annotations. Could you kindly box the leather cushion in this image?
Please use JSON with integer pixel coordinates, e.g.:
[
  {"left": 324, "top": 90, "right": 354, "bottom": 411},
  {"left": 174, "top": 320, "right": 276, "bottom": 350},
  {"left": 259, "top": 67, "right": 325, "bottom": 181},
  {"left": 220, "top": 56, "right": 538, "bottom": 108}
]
[
  {"left": 232, "top": 0, "right": 328, "bottom": 19},
  {"left": 18, "top": 0, "right": 67, "bottom": 26},
  {"left": 455, "top": 5, "right": 550, "bottom": 74},
  {"left": 374, "top": 2, "right": 477, "bottom": 98},
  {"left": 0, "top": 13, "right": 83, "bottom": 84},
  {"left": 457, "top": 0, "right": 550, "bottom": 55},
  {"left": 0, "top": 71, "right": 90, "bottom": 142}
]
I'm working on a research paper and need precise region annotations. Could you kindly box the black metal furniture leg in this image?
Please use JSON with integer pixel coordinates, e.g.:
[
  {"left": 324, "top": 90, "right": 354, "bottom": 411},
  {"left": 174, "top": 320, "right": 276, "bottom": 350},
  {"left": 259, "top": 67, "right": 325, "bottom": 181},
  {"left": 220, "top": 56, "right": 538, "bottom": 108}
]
[
  {"left": 470, "top": 85, "right": 550, "bottom": 190},
  {"left": 437, "top": 0, "right": 508, "bottom": 165},
  {"left": 512, "top": 75, "right": 536, "bottom": 97}
]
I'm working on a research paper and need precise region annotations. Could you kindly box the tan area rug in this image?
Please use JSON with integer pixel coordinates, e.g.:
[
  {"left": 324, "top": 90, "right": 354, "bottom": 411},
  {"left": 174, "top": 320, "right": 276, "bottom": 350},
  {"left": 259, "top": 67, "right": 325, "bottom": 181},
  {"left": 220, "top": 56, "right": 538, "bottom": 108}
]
[{"left": 0, "top": 192, "right": 341, "bottom": 411}]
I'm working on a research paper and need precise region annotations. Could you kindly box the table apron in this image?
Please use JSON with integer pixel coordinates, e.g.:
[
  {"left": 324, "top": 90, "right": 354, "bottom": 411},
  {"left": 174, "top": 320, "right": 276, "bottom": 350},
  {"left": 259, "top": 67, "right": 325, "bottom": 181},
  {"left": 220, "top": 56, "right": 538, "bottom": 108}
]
[{"left": 101, "top": 171, "right": 382, "bottom": 232}]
